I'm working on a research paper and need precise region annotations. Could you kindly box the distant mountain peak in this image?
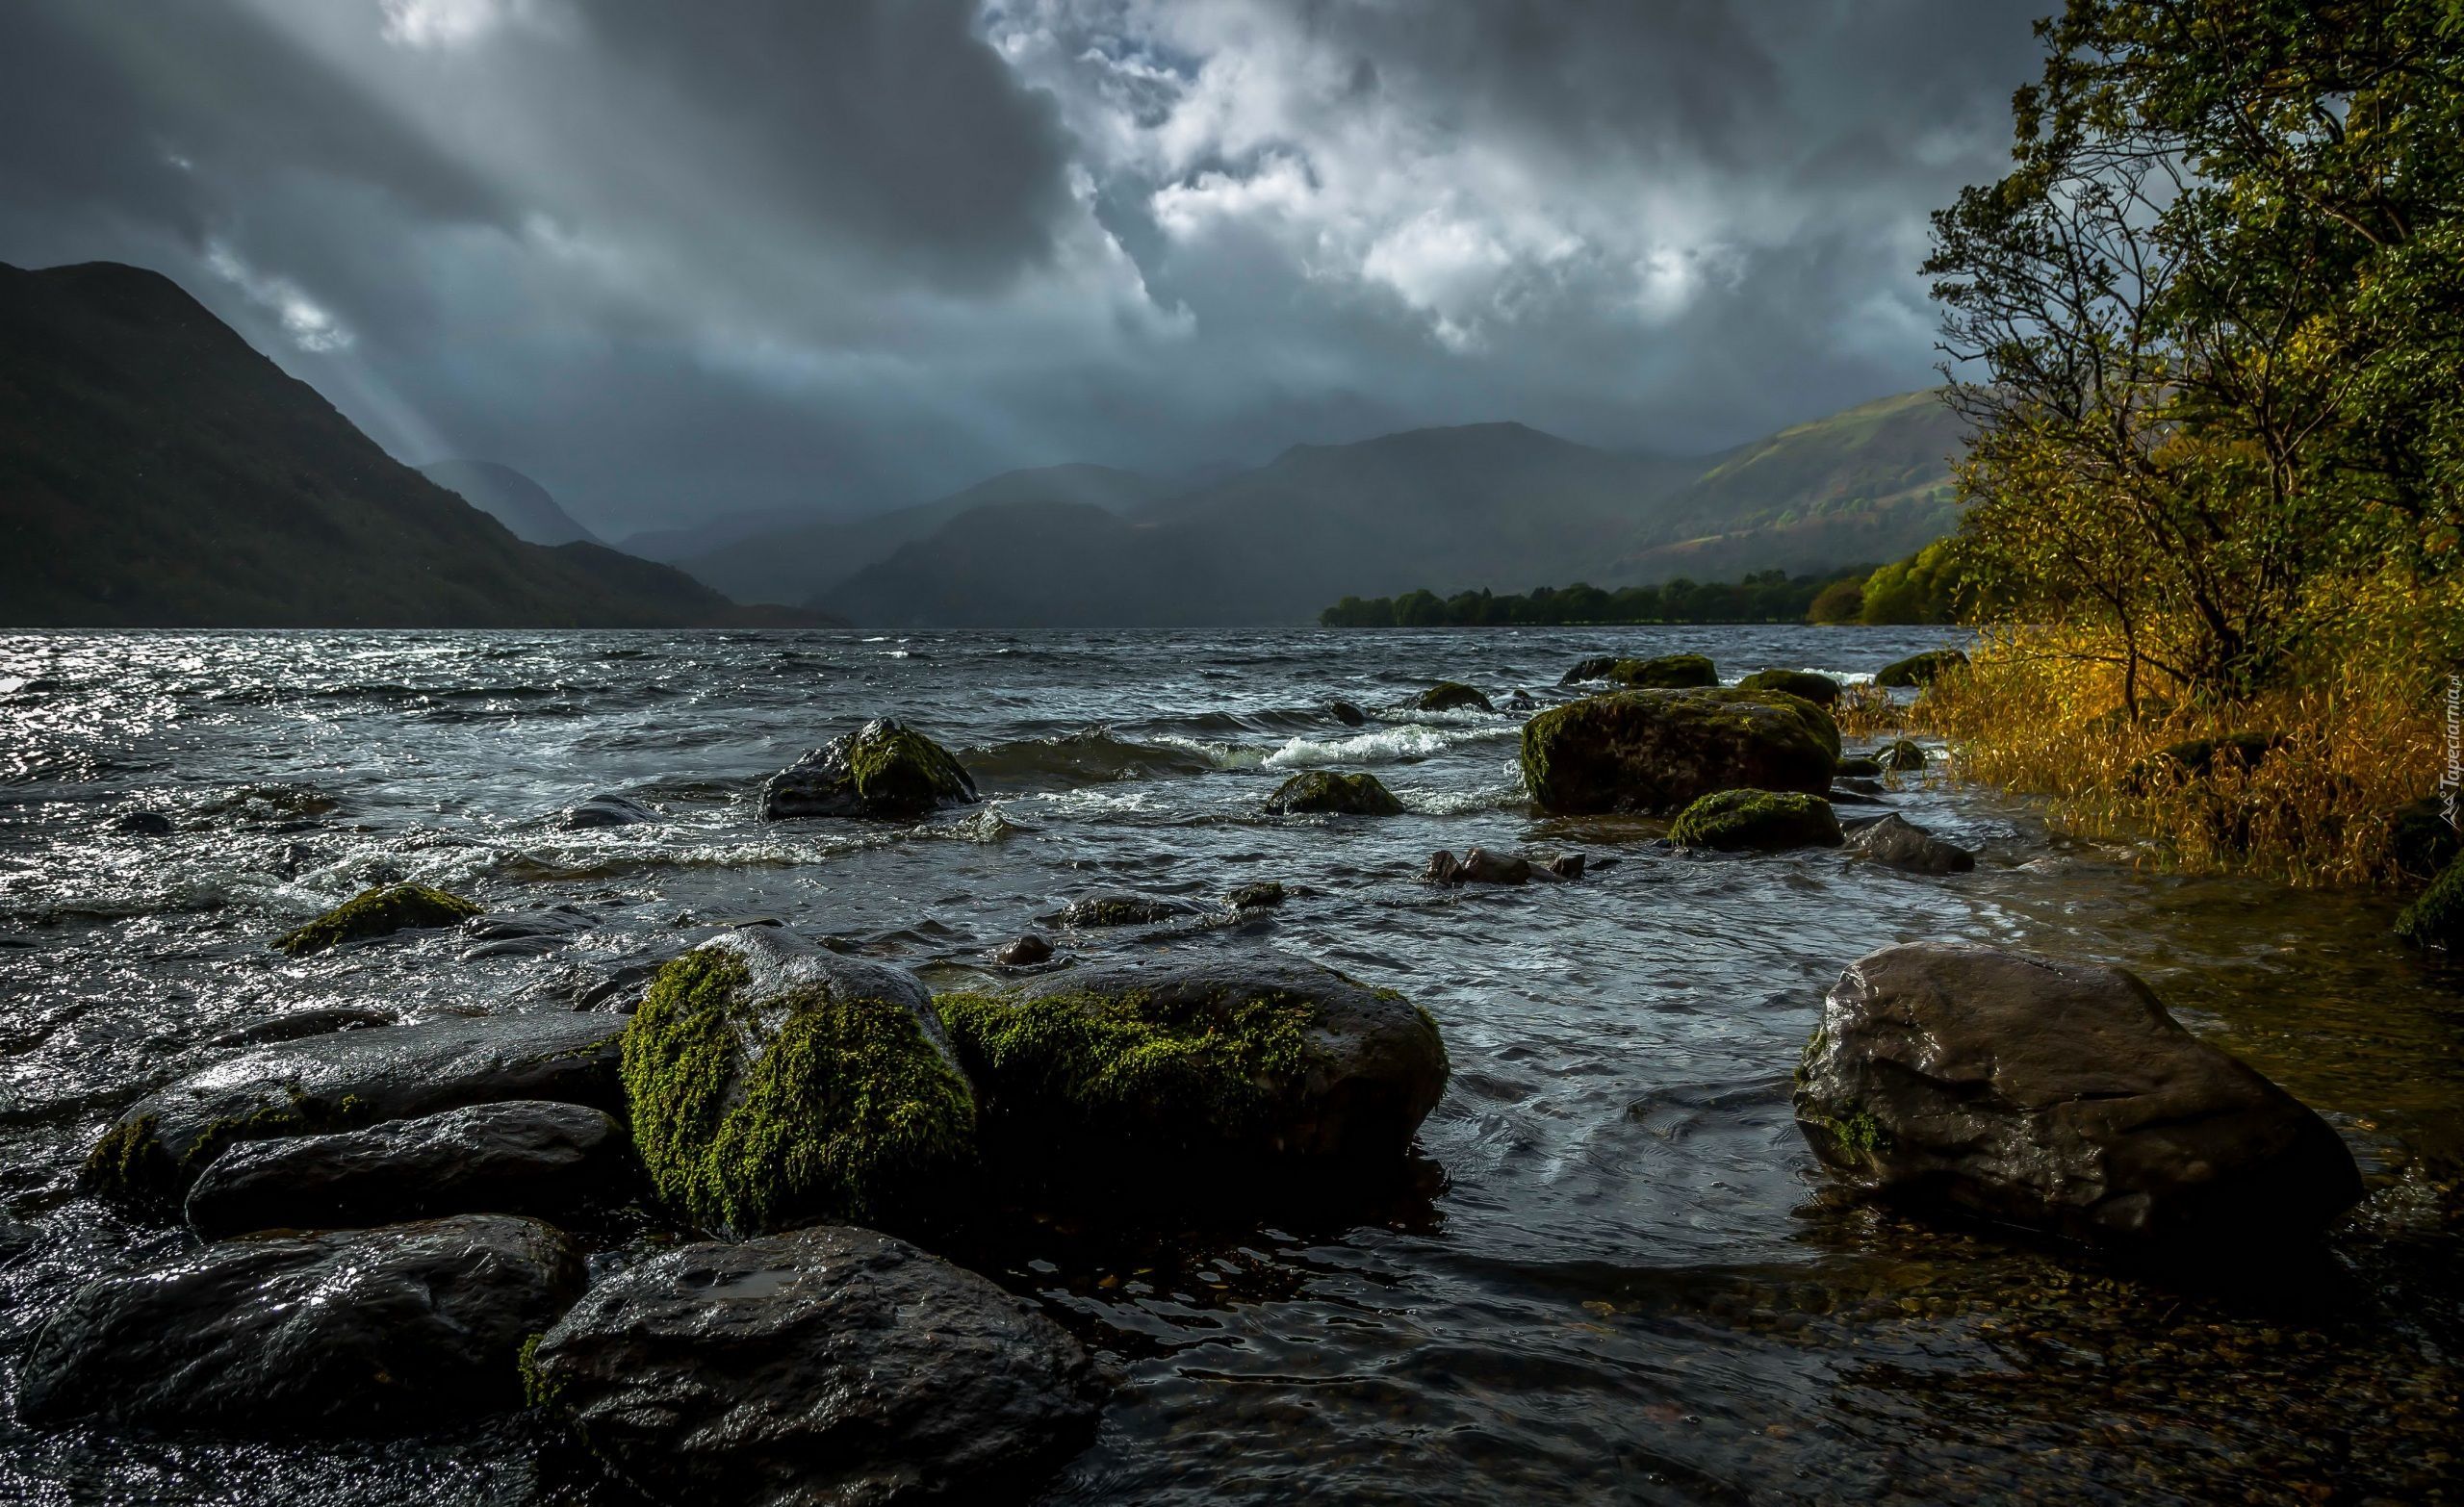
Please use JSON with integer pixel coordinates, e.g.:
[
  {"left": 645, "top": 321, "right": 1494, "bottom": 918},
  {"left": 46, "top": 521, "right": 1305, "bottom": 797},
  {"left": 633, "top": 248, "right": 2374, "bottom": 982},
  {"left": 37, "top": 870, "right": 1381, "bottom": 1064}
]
[{"left": 418, "top": 458, "right": 602, "bottom": 548}]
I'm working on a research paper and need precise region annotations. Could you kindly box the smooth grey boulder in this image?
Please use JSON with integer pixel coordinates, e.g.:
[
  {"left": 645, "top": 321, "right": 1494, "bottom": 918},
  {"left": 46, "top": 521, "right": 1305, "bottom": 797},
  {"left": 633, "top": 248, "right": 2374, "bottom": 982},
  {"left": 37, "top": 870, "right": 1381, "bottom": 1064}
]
[
  {"left": 1793, "top": 942, "right": 2363, "bottom": 1247},
  {"left": 1846, "top": 813, "right": 1976, "bottom": 874},
  {"left": 531, "top": 1225, "right": 1103, "bottom": 1507},
  {"left": 757, "top": 717, "right": 977, "bottom": 821},
  {"left": 185, "top": 1100, "right": 629, "bottom": 1239},
  {"left": 555, "top": 793, "right": 657, "bottom": 830},
  {"left": 87, "top": 1012, "right": 627, "bottom": 1206},
  {"left": 17, "top": 1214, "right": 583, "bottom": 1435},
  {"left": 940, "top": 953, "right": 1449, "bottom": 1165}
]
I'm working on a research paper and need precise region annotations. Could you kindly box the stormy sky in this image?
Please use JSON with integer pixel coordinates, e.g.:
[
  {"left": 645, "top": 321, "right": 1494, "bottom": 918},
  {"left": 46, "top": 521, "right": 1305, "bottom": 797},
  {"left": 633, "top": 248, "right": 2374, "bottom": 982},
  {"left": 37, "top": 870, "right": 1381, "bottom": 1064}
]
[{"left": 0, "top": 0, "right": 2047, "bottom": 537}]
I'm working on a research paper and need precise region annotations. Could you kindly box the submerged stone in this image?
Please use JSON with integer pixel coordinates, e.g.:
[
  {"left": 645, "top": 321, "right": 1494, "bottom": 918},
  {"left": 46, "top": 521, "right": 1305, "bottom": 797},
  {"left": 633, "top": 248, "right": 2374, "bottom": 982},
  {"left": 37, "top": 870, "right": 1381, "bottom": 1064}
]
[
  {"left": 18, "top": 1214, "right": 583, "bottom": 1435},
  {"left": 529, "top": 1225, "right": 1103, "bottom": 1507},
  {"left": 938, "top": 953, "right": 1447, "bottom": 1167},
  {"left": 1736, "top": 669, "right": 1841, "bottom": 705},
  {"left": 87, "top": 1011, "right": 628, "bottom": 1207},
  {"left": 1060, "top": 892, "right": 1197, "bottom": 928},
  {"left": 1326, "top": 700, "right": 1369, "bottom": 727},
  {"left": 555, "top": 793, "right": 657, "bottom": 830},
  {"left": 1602, "top": 653, "right": 1718, "bottom": 689},
  {"left": 757, "top": 717, "right": 978, "bottom": 821},
  {"left": 1875, "top": 649, "right": 1969, "bottom": 688},
  {"left": 995, "top": 932, "right": 1056, "bottom": 967},
  {"left": 1845, "top": 813, "right": 1976, "bottom": 874},
  {"left": 1227, "top": 881, "right": 1288, "bottom": 909},
  {"left": 1263, "top": 770, "right": 1404, "bottom": 816},
  {"left": 1793, "top": 942, "right": 2362, "bottom": 1248},
  {"left": 1411, "top": 681, "right": 1494, "bottom": 713},
  {"left": 1876, "top": 738, "right": 1928, "bottom": 772},
  {"left": 184, "top": 1100, "right": 629, "bottom": 1239},
  {"left": 1669, "top": 789, "right": 1843, "bottom": 852},
  {"left": 272, "top": 883, "right": 481, "bottom": 956},
  {"left": 1423, "top": 848, "right": 1531, "bottom": 885},
  {"left": 1519, "top": 688, "right": 1836, "bottom": 815},
  {"left": 620, "top": 927, "right": 974, "bottom": 1234}
]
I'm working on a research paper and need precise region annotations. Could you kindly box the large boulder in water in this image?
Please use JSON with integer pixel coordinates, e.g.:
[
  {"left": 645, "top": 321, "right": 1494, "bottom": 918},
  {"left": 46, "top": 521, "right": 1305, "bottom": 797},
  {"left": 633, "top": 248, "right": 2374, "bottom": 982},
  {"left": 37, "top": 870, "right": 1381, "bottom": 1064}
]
[
  {"left": 1736, "top": 668, "right": 1841, "bottom": 706},
  {"left": 17, "top": 1214, "right": 583, "bottom": 1435},
  {"left": 1410, "top": 681, "right": 1493, "bottom": 713},
  {"left": 1669, "top": 790, "right": 1843, "bottom": 852},
  {"left": 273, "top": 883, "right": 480, "bottom": 956},
  {"left": 620, "top": 927, "right": 975, "bottom": 1234},
  {"left": 1792, "top": 942, "right": 2363, "bottom": 1248},
  {"left": 1520, "top": 688, "right": 1836, "bottom": 815},
  {"left": 1845, "top": 813, "right": 1976, "bottom": 875},
  {"left": 87, "top": 1012, "right": 628, "bottom": 1207},
  {"left": 1875, "top": 649, "right": 1968, "bottom": 688},
  {"left": 529, "top": 1225, "right": 1103, "bottom": 1507},
  {"left": 1602, "top": 653, "right": 1718, "bottom": 689},
  {"left": 1264, "top": 770, "right": 1404, "bottom": 816},
  {"left": 184, "top": 1100, "right": 629, "bottom": 1239},
  {"left": 938, "top": 953, "right": 1447, "bottom": 1169},
  {"left": 757, "top": 717, "right": 977, "bottom": 820}
]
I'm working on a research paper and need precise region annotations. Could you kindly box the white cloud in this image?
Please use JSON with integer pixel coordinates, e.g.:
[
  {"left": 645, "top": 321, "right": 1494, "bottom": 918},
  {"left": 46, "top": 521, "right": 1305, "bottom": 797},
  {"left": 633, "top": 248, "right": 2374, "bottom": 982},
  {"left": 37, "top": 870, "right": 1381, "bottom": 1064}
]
[{"left": 204, "top": 243, "right": 355, "bottom": 352}]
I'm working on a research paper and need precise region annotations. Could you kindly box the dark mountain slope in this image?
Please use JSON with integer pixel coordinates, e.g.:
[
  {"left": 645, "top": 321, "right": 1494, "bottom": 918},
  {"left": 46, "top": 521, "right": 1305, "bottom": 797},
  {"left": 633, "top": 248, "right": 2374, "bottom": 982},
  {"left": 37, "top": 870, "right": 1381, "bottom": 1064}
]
[
  {"left": 419, "top": 459, "right": 601, "bottom": 548},
  {"left": 0, "top": 261, "right": 821, "bottom": 627}
]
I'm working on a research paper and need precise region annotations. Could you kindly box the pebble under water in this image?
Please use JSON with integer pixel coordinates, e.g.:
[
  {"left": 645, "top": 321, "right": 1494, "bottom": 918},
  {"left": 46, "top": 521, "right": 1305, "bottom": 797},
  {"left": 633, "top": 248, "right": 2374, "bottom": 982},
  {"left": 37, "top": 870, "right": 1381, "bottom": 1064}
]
[{"left": 0, "top": 626, "right": 2458, "bottom": 1506}]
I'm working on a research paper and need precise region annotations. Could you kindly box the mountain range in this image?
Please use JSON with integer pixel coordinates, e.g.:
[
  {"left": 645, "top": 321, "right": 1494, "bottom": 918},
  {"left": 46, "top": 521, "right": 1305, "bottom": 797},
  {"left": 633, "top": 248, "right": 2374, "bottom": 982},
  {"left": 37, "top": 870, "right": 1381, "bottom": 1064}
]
[
  {"left": 690, "top": 388, "right": 1965, "bottom": 628},
  {"left": 418, "top": 459, "right": 601, "bottom": 549},
  {"left": 0, "top": 262, "right": 825, "bottom": 628}
]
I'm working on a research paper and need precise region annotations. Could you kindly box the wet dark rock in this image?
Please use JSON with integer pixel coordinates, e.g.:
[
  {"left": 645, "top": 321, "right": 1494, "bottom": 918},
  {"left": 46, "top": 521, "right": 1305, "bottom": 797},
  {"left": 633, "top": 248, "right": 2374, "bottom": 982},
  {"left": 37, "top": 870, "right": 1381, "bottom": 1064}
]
[
  {"left": 17, "top": 1214, "right": 584, "bottom": 1435},
  {"left": 996, "top": 932, "right": 1055, "bottom": 967},
  {"left": 0, "top": 1215, "right": 38, "bottom": 1265},
  {"left": 1602, "top": 653, "right": 1718, "bottom": 689},
  {"left": 112, "top": 809, "right": 174, "bottom": 837},
  {"left": 185, "top": 1100, "right": 629, "bottom": 1239},
  {"left": 1502, "top": 689, "right": 1538, "bottom": 711},
  {"left": 2391, "top": 796, "right": 2462, "bottom": 881},
  {"left": 1876, "top": 738, "right": 1928, "bottom": 772},
  {"left": 1410, "top": 681, "right": 1494, "bottom": 713},
  {"left": 1326, "top": 700, "right": 1369, "bottom": 728},
  {"left": 273, "top": 883, "right": 482, "bottom": 956},
  {"left": 1875, "top": 649, "right": 1969, "bottom": 688},
  {"left": 622, "top": 928, "right": 971, "bottom": 1234},
  {"left": 1060, "top": 892, "right": 1197, "bottom": 928},
  {"left": 87, "top": 1011, "right": 628, "bottom": 1205},
  {"left": 2395, "top": 857, "right": 2464, "bottom": 950},
  {"left": 555, "top": 793, "right": 657, "bottom": 830},
  {"left": 1546, "top": 853, "right": 1586, "bottom": 881},
  {"left": 757, "top": 717, "right": 978, "bottom": 821},
  {"left": 530, "top": 1225, "right": 1103, "bottom": 1507},
  {"left": 458, "top": 905, "right": 600, "bottom": 960},
  {"left": 200, "top": 1007, "right": 398, "bottom": 1052},
  {"left": 1827, "top": 786, "right": 1890, "bottom": 806},
  {"left": 1736, "top": 668, "right": 1841, "bottom": 705},
  {"left": 1520, "top": 688, "right": 1837, "bottom": 815},
  {"left": 1227, "top": 881, "right": 1287, "bottom": 909},
  {"left": 1835, "top": 755, "right": 1884, "bottom": 778},
  {"left": 1669, "top": 790, "right": 1843, "bottom": 852},
  {"left": 2126, "top": 730, "right": 2285, "bottom": 789},
  {"left": 939, "top": 952, "right": 1448, "bottom": 1166},
  {"left": 1263, "top": 769, "right": 1404, "bottom": 816},
  {"left": 1846, "top": 813, "right": 1976, "bottom": 874},
  {"left": 1793, "top": 941, "right": 2363, "bottom": 1248},
  {"left": 1423, "top": 848, "right": 1531, "bottom": 885},
  {"left": 1559, "top": 655, "right": 1622, "bottom": 684}
]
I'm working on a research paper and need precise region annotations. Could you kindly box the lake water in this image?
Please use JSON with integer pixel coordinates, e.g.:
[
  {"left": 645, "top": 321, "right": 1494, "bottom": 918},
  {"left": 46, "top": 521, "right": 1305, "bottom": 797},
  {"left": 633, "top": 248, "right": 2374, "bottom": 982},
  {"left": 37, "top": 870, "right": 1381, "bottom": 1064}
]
[{"left": 1, "top": 626, "right": 2456, "bottom": 1504}]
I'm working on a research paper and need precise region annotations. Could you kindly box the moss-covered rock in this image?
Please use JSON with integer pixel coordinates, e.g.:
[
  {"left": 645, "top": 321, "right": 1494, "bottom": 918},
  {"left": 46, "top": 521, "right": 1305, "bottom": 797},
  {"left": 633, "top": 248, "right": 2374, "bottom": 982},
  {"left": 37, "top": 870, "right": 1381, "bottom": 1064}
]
[
  {"left": 1875, "top": 649, "right": 1969, "bottom": 688},
  {"left": 1410, "top": 681, "right": 1494, "bottom": 713},
  {"left": 1520, "top": 688, "right": 1836, "bottom": 814},
  {"left": 757, "top": 717, "right": 977, "bottom": 820},
  {"left": 1877, "top": 738, "right": 1927, "bottom": 772},
  {"left": 1669, "top": 789, "right": 1843, "bottom": 851},
  {"left": 1060, "top": 892, "right": 1197, "bottom": 928},
  {"left": 1602, "top": 653, "right": 1718, "bottom": 689},
  {"left": 1559, "top": 655, "right": 1621, "bottom": 684},
  {"left": 937, "top": 954, "right": 1447, "bottom": 1168},
  {"left": 2395, "top": 857, "right": 2464, "bottom": 950},
  {"left": 2391, "top": 797, "right": 2462, "bottom": 881},
  {"left": 273, "top": 884, "right": 480, "bottom": 956},
  {"left": 1263, "top": 770, "right": 1404, "bottom": 816},
  {"left": 620, "top": 928, "right": 975, "bottom": 1234},
  {"left": 1736, "top": 669, "right": 1841, "bottom": 705},
  {"left": 2125, "top": 730, "right": 2285, "bottom": 789},
  {"left": 1227, "top": 881, "right": 1287, "bottom": 909}
]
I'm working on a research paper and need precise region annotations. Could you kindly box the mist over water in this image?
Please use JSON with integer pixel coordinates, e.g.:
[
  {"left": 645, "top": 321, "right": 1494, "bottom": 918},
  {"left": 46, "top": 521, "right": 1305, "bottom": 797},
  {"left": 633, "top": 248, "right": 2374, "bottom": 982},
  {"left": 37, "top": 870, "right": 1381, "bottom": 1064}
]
[{"left": 2, "top": 626, "right": 2457, "bottom": 1504}]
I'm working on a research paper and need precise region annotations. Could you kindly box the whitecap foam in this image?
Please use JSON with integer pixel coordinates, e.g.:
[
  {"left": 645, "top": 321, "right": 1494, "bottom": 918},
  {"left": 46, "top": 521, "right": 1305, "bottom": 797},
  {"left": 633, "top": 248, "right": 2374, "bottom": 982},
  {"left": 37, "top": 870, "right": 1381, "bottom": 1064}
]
[
  {"left": 1263, "top": 724, "right": 1518, "bottom": 770},
  {"left": 1150, "top": 734, "right": 1269, "bottom": 771}
]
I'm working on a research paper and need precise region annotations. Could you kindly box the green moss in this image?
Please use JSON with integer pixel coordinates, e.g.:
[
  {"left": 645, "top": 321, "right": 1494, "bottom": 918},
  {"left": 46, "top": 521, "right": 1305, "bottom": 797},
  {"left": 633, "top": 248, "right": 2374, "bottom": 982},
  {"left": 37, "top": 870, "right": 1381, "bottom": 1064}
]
[
  {"left": 1521, "top": 688, "right": 1837, "bottom": 814},
  {"left": 517, "top": 1332, "right": 556, "bottom": 1410},
  {"left": 1668, "top": 788, "right": 1844, "bottom": 851},
  {"left": 273, "top": 883, "right": 481, "bottom": 956},
  {"left": 937, "top": 983, "right": 1323, "bottom": 1151},
  {"left": 621, "top": 949, "right": 976, "bottom": 1234},
  {"left": 1603, "top": 653, "right": 1717, "bottom": 689},
  {"left": 84, "top": 1086, "right": 370, "bottom": 1206},
  {"left": 1263, "top": 770, "right": 1404, "bottom": 816},
  {"left": 845, "top": 720, "right": 975, "bottom": 813},
  {"left": 2395, "top": 857, "right": 2464, "bottom": 950},
  {"left": 1831, "top": 1110, "right": 1890, "bottom": 1157},
  {"left": 1736, "top": 669, "right": 1841, "bottom": 705},
  {"left": 81, "top": 1112, "right": 166, "bottom": 1202}
]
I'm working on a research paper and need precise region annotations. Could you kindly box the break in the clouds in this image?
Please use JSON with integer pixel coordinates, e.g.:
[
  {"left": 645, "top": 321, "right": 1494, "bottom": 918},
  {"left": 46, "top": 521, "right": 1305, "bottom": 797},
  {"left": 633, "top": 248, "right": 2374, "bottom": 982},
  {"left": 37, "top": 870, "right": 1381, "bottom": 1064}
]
[{"left": 0, "top": 0, "right": 2044, "bottom": 535}]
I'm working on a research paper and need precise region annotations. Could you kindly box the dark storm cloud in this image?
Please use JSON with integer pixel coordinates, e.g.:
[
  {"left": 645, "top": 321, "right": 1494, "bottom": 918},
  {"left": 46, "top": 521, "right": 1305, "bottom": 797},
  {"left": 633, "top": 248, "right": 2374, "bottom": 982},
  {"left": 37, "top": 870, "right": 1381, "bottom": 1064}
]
[{"left": 0, "top": 0, "right": 2049, "bottom": 535}]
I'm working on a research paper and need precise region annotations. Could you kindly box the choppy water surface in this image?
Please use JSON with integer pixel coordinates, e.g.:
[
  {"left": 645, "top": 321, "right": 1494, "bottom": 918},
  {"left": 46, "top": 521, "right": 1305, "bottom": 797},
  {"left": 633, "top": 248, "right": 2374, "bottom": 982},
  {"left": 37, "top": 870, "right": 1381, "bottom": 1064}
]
[{"left": 1, "top": 627, "right": 2457, "bottom": 1506}]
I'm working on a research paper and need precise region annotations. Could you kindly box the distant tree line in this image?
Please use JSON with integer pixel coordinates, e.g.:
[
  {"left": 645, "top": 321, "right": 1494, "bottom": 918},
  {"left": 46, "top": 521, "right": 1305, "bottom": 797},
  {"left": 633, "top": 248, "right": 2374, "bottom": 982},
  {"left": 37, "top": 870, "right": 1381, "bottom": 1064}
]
[{"left": 1322, "top": 568, "right": 1875, "bottom": 627}]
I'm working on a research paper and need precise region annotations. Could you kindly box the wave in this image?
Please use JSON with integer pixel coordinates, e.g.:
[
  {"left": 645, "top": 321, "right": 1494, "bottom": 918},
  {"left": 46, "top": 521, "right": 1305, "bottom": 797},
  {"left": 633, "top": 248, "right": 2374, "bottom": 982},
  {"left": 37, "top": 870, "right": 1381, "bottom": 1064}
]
[
  {"left": 962, "top": 728, "right": 1260, "bottom": 789},
  {"left": 1262, "top": 724, "right": 1520, "bottom": 770}
]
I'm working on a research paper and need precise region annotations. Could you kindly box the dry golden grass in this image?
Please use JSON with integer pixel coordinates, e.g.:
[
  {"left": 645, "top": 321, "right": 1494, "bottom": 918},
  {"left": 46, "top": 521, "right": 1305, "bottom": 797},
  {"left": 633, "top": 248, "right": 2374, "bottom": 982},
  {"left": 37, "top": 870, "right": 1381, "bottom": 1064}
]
[{"left": 1906, "top": 575, "right": 2457, "bottom": 887}]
